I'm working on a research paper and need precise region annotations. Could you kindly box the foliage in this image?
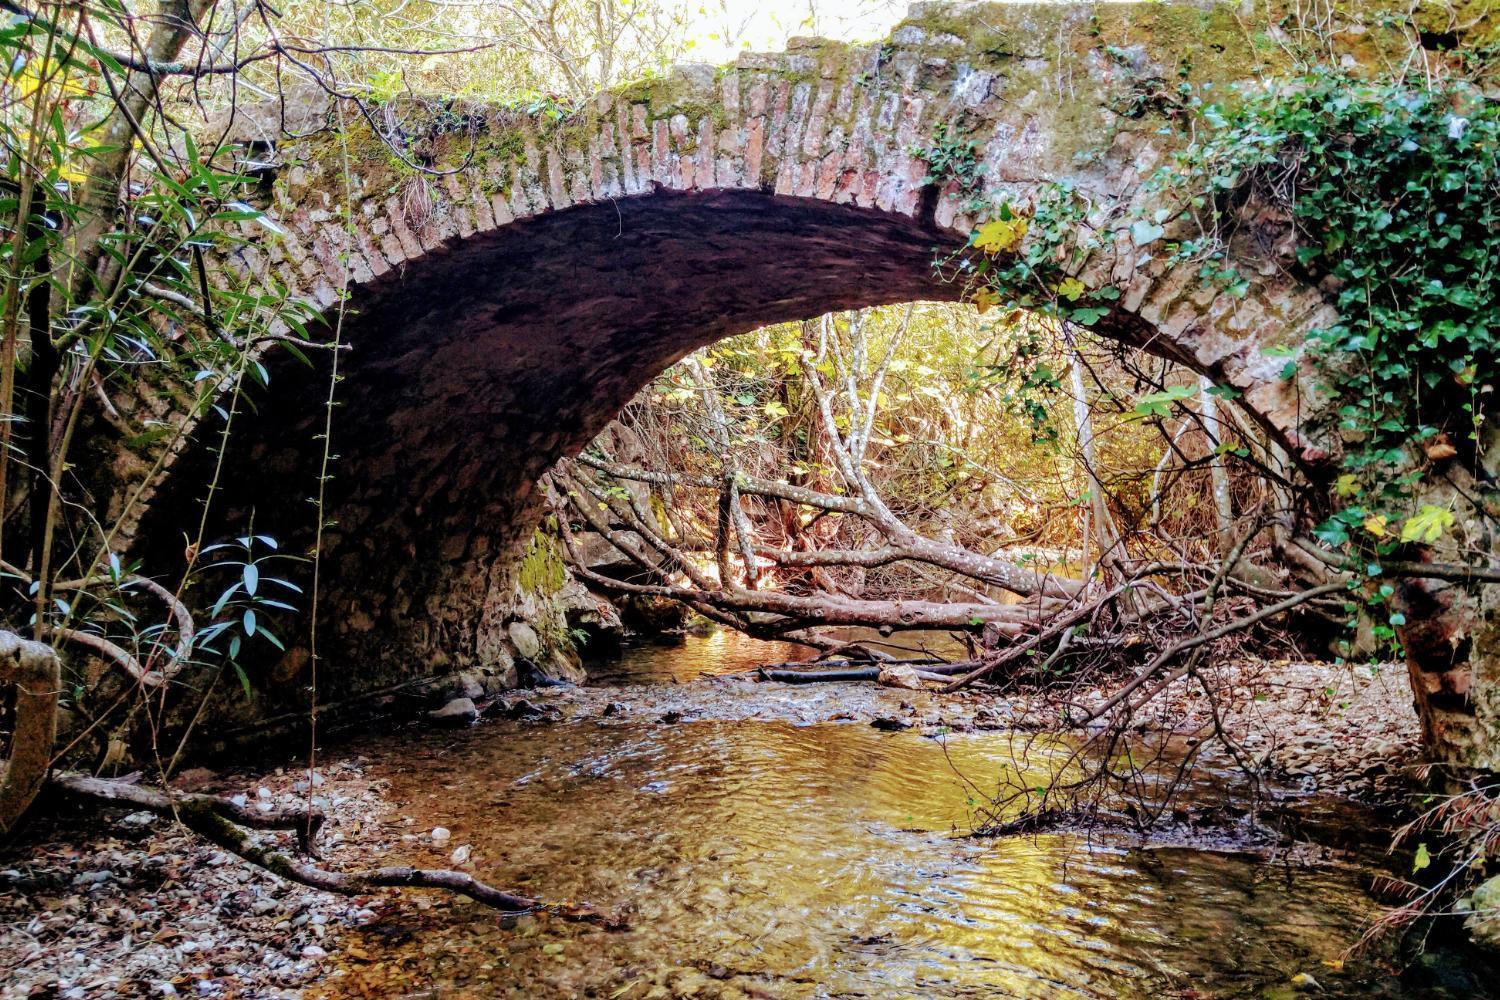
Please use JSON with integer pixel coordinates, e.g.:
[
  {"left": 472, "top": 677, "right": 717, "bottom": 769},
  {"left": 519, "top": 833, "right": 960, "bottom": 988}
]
[
  {"left": 0, "top": 1, "right": 337, "bottom": 802},
  {"left": 913, "top": 122, "right": 985, "bottom": 215},
  {"left": 1159, "top": 71, "right": 1499, "bottom": 535}
]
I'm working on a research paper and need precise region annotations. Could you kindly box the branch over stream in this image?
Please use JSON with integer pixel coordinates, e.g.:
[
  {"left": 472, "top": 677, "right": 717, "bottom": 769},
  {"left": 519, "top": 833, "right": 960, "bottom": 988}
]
[{"left": 48, "top": 772, "right": 615, "bottom": 922}]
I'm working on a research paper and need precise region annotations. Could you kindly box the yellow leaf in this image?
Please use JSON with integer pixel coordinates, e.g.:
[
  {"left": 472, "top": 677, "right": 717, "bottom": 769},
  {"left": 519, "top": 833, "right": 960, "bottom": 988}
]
[
  {"left": 10, "top": 57, "right": 91, "bottom": 101},
  {"left": 1056, "top": 277, "right": 1086, "bottom": 301},
  {"left": 1333, "top": 474, "right": 1362, "bottom": 498},
  {"left": 1400, "top": 505, "right": 1454, "bottom": 545},
  {"left": 1363, "top": 514, "right": 1386, "bottom": 538},
  {"left": 971, "top": 216, "right": 1028, "bottom": 254},
  {"left": 973, "top": 287, "right": 1000, "bottom": 313}
]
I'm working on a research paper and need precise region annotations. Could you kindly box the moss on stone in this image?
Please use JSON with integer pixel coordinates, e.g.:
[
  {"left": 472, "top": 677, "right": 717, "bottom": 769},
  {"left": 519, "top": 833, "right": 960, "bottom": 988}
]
[
  {"left": 898, "top": 8, "right": 1024, "bottom": 59},
  {"left": 517, "top": 528, "right": 567, "bottom": 598}
]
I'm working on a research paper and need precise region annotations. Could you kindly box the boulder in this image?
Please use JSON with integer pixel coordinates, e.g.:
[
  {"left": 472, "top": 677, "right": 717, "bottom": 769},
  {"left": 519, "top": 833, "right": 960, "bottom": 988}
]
[
  {"left": 428, "top": 697, "right": 478, "bottom": 727},
  {"left": 547, "top": 648, "right": 588, "bottom": 685},
  {"left": 453, "top": 671, "right": 485, "bottom": 700},
  {"left": 561, "top": 580, "right": 625, "bottom": 657},
  {"left": 878, "top": 665, "right": 925, "bottom": 690},
  {"left": 507, "top": 621, "right": 542, "bottom": 659},
  {"left": 1460, "top": 874, "right": 1500, "bottom": 950}
]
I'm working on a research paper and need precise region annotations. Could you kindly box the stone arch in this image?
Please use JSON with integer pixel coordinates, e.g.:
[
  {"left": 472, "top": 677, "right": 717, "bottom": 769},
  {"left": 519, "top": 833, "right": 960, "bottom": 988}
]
[{"left": 115, "top": 1, "right": 1427, "bottom": 724}]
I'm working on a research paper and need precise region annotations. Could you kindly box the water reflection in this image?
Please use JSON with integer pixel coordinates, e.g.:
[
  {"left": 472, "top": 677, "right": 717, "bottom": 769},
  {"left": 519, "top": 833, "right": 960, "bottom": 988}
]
[
  {"left": 320, "top": 716, "right": 1417, "bottom": 998},
  {"left": 589, "top": 626, "right": 973, "bottom": 686}
]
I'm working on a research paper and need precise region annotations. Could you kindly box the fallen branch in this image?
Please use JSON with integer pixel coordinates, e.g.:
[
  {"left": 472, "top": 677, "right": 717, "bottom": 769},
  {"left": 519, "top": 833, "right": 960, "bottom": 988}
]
[
  {"left": 755, "top": 656, "right": 949, "bottom": 671},
  {"left": 52, "top": 771, "right": 322, "bottom": 849},
  {"left": 49, "top": 772, "right": 546, "bottom": 913},
  {"left": 757, "top": 660, "right": 979, "bottom": 684}
]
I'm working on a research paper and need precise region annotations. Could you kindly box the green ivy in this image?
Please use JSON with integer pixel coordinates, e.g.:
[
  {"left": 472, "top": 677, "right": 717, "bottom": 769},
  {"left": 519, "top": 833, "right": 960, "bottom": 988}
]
[
  {"left": 941, "top": 70, "right": 1498, "bottom": 552},
  {"left": 914, "top": 121, "right": 986, "bottom": 216},
  {"left": 1158, "top": 72, "right": 1498, "bottom": 552}
]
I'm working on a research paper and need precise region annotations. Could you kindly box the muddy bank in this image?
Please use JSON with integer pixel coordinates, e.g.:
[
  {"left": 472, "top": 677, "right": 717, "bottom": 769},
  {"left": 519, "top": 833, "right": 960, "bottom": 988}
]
[{"left": 0, "top": 655, "right": 1424, "bottom": 998}]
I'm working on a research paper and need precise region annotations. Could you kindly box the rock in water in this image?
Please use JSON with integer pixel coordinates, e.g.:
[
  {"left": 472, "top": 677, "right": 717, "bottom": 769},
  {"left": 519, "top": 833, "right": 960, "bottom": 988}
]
[
  {"left": 878, "top": 665, "right": 925, "bottom": 690},
  {"left": 428, "top": 697, "right": 478, "bottom": 727}
]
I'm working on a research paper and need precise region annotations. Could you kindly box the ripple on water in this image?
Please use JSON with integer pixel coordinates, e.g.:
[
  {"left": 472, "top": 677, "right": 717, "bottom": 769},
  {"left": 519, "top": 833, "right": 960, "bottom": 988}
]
[{"left": 312, "top": 708, "right": 1437, "bottom": 999}]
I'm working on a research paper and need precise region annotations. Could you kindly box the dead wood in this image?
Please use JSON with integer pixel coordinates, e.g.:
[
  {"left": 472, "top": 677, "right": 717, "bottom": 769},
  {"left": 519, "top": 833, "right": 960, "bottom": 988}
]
[
  {"left": 47, "top": 772, "right": 581, "bottom": 917},
  {"left": 756, "top": 660, "right": 980, "bottom": 684}
]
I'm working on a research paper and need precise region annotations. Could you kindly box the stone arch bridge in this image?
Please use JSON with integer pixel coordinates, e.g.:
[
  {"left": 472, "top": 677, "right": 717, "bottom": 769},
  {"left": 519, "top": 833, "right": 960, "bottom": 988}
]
[{"left": 101, "top": 2, "right": 1492, "bottom": 756}]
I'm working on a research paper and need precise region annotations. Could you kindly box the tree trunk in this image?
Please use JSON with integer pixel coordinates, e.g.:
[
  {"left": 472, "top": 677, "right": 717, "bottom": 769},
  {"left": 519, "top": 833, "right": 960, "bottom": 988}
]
[
  {"left": 0, "top": 631, "right": 61, "bottom": 835},
  {"left": 1391, "top": 469, "right": 1500, "bottom": 772}
]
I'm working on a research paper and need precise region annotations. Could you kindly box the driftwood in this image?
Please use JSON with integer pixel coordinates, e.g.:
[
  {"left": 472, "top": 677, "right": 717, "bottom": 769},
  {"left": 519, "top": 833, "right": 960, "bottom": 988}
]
[
  {"left": 754, "top": 656, "right": 947, "bottom": 671},
  {"left": 50, "top": 772, "right": 541, "bottom": 912},
  {"left": 757, "top": 660, "right": 979, "bottom": 684}
]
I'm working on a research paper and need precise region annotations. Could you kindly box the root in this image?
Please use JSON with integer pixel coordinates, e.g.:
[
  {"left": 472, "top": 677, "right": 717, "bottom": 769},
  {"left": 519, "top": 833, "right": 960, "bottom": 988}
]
[{"left": 46, "top": 772, "right": 611, "bottom": 919}]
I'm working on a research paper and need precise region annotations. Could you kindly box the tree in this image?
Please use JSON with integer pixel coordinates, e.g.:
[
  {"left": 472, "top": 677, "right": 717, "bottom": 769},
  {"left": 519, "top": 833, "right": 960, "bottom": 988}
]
[
  {"left": 551, "top": 303, "right": 1312, "bottom": 684},
  {"left": 0, "top": 0, "right": 599, "bottom": 915}
]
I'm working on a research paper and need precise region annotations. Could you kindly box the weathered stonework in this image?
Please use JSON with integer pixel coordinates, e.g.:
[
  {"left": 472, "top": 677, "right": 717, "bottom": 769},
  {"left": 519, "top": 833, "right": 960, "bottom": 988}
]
[{"left": 94, "top": 2, "right": 1498, "bottom": 756}]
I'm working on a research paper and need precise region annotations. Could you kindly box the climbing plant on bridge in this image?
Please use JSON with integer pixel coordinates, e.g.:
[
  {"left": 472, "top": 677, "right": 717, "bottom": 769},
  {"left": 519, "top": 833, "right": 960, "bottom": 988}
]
[
  {"left": 1166, "top": 73, "right": 1498, "bottom": 539},
  {"left": 937, "top": 67, "right": 1499, "bottom": 565}
]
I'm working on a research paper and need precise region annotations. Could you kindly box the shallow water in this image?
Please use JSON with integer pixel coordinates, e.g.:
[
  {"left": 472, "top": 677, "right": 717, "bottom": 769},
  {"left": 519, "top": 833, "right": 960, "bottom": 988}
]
[
  {"left": 316, "top": 634, "right": 1469, "bottom": 999},
  {"left": 589, "top": 627, "right": 972, "bottom": 685}
]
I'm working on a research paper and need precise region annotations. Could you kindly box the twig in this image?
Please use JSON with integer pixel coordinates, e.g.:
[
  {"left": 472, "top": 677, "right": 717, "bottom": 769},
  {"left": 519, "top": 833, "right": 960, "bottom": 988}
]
[{"left": 48, "top": 772, "right": 556, "bottom": 913}]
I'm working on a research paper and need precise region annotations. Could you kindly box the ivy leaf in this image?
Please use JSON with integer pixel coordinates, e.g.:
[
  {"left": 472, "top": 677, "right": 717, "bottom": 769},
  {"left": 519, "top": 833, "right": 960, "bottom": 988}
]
[
  {"left": 1400, "top": 505, "right": 1455, "bottom": 545},
  {"left": 1134, "top": 384, "right": 1196, "bottom": 418},
  {"left": 1130, "top": 220, "right": 1165, "bottom": 246},
  {"left": 1413, "top": 842, "right": 1431, "bottom": 873},
  {"left": 1056, "top": 277, "right": 1086, "bottom": 301},
  {"left": 1363, "top": 514, "right": 1387, "bottom": 538},
  {"left": 972, "top": 216, "right": 1029, "bottom": 254},
  {"left": 1334, "top": 474, "right": 1362, "bottom": 498},
  {"left": 973, "top": 286, "right": 1000, "bottom": 313}
]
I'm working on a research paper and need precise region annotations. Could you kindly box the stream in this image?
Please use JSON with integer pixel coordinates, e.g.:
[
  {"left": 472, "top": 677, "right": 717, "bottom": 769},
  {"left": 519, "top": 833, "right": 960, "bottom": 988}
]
[{"left": 314, "top": 632, "right": 1484, "bottom": 999}]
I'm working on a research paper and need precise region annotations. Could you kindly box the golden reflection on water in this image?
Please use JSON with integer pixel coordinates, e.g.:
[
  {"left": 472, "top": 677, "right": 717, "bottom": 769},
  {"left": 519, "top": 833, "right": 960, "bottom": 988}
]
[
  {"left": 590, "top": 627, "right": 973, "bottom": 685},
  {"left": 315, "top": 714, "right": 1405, "bottom": 999}
]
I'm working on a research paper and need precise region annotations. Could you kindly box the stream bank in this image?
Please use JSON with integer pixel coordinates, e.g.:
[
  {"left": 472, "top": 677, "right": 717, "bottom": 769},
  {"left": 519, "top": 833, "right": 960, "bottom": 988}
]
[{"left": 2, "top": 633, "right": 1478, "bottom": 999}]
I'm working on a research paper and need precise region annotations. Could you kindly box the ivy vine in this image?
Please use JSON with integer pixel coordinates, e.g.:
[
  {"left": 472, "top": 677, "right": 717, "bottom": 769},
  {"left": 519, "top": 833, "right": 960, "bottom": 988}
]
[{"left": 930, "top": 69, "right": 1499, "bottom": 564}]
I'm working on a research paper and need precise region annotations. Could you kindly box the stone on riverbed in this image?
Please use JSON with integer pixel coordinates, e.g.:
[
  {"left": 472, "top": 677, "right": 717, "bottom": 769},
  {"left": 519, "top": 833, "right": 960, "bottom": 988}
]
[
  {"left": 427, "top": 698, "right": 478, "bottom": 727},
  {"left": 878, "top": 665, "right": 925, "bottom": 690}
]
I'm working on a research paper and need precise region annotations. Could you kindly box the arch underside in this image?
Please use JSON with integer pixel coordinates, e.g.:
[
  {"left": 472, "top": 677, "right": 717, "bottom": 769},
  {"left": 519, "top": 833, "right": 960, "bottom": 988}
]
[{"left": 140, "top": 189, "right": 964, "bottom": 709}]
